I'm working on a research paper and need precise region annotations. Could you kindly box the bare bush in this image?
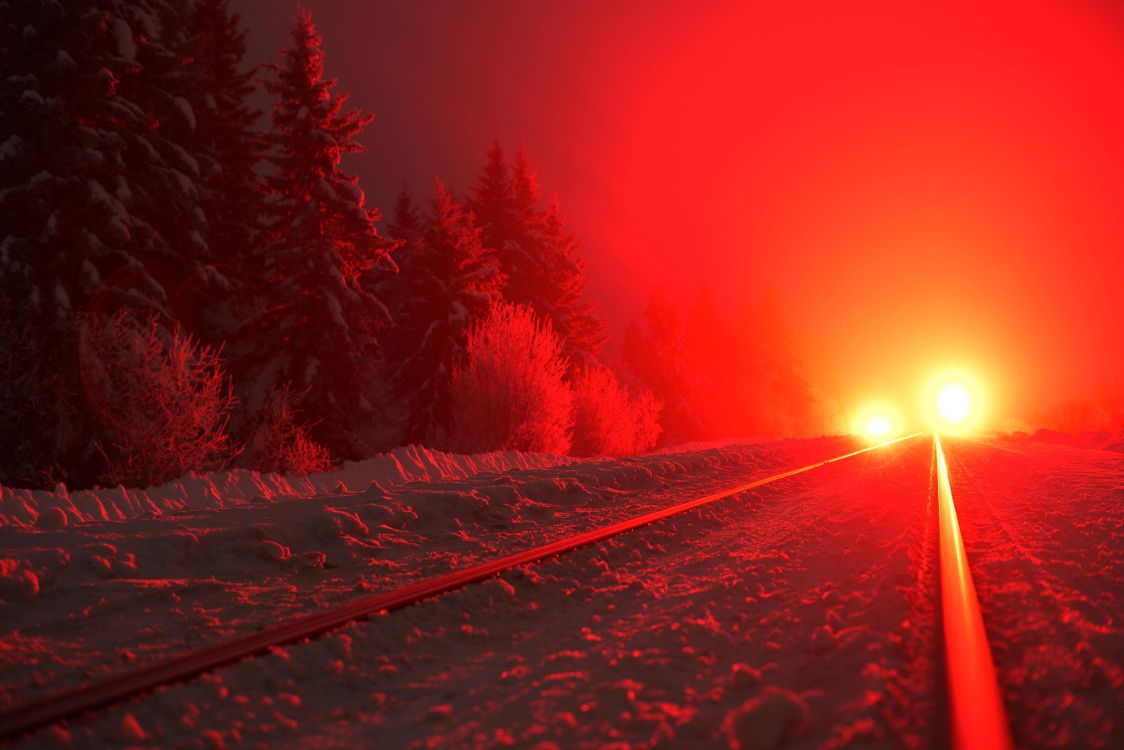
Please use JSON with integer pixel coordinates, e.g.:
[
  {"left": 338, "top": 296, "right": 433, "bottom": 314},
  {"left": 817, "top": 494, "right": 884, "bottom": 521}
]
[
  {"left": 240, "top": 383, "right": 332, "bottom": 475},
  {"left": 80, "top": 311, "right": 236, "bottom": 487},
  {"left": 571, "top": 364, "right": 663, "bottom": 457},
  {"left": 446, "top": 303, "right": 573, "bottom": 454}
]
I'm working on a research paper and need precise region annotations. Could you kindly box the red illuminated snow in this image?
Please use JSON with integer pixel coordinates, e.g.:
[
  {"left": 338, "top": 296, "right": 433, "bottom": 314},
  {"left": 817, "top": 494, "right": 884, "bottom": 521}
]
[{"left": 0, "top": 435, "right": 1121, "bottom": 748}]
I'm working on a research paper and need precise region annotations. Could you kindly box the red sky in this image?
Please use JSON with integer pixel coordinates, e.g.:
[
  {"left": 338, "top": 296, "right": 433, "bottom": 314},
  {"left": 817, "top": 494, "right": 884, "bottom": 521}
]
[{"left": 234, "top": 0, "right": 1124, "bottom": 432}]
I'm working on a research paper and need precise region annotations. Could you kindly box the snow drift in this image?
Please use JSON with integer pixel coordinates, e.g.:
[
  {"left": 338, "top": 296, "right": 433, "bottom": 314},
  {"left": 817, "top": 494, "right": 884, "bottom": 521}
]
[{"left": 0, "top": 444, "right": 575, "bottom": 528}]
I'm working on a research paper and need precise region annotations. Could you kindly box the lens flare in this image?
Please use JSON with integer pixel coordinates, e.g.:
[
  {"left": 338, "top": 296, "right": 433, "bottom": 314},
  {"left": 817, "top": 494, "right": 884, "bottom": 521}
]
[
  {"left": 854, "top": 405, "right": 899, "bottom": 441},
  {"left": 864, "top": 414, "right": 893, "bottom": 437},
  {"left": 927, "top": 374, "right": 984, "bottom": 433},
  {"left": 937, "top": 382, "right": 972, "bottom": 424}
]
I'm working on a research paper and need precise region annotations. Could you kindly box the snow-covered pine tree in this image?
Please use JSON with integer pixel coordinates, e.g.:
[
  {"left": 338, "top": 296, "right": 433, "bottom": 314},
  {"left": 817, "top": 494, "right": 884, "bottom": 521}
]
[
  {"left": 382, "top": 185, "right": 433, "bottom": 366},
  {"left": 469, "top": 142, "right": 606, "bottom": 369},
  {"left": 184, "top": 0, "right": 262, "bottom": 270},
  {"left": 118, "top": 1, "right": 210, "bottom": 269},
  {"left": 237, "top": 8, "right": 399, "bottom": 461},
  {"left": 0, "top": 0, "right": 216, "bottom": 485},
  {"left": 387, "top": 178, "right": 504, "bottom": 445},
  {"left": 535, "top": 190, "right": 608, "bottom": 368}
]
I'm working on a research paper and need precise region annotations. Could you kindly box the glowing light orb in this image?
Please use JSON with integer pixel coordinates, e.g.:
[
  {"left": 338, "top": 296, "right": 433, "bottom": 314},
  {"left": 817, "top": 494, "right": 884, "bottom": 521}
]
[
  {"left": 935, "top": 381, "right": 973, "bottom": 425},
  {"left": 864, "top": 413, "right": 893, "bottom": 437},
  {"left": 855, "top": 405, "right": 899, "bottom": 440}
]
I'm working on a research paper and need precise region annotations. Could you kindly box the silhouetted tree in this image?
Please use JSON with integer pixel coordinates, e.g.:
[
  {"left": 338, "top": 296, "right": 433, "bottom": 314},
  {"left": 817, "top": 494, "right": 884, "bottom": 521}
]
[
  {"left": 0, "top": 0, "right": 220, "bottom": 485},
  {"left": 624, "top": 286, "right": 824, "bottom": 442},
  {"left": 382, "top": 185, "right": 431, "bottom": 367},
  {"left": 0, "top": 297, "right": 64, "bottom": 486},
  {"left": 743, "top": 287, "right": 820, "bottom": 436},
  {"left": 470, "top": 142, "right": 606, "bottom": 367},
  {"left": 235, "top": 8, "right": 399, "bottom": 460},
  {"left": 386, "top": 179, "right": 504, "bottom": 445},
  {"left": 684, "top": 285, "right": 731, "bottom": 435},
  {"left": 185, "top": 0, "right": 262, "bottom": 269},
  {"left": 622, "top": 292, "right": 701, "bottom": 441}
]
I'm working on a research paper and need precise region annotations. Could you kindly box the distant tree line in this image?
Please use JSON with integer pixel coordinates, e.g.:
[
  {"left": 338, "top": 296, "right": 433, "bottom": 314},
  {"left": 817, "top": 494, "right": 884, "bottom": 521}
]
[
  {"left": 0, "top": 1, "right": 821, "bottom": 490},
  {"left": 622, "top": 286, "right": 828, "bottom": 443}
]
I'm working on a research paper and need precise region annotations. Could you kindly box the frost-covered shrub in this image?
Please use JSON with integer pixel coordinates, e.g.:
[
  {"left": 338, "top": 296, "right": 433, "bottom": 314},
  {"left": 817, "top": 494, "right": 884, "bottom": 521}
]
[
  {"left": 446, "top": 303, "right": 573, "bottom": 454},
  {"left": 631, "top": 388, "right": 663, "bottom": 454},
  {"left": 80, "top": 311, "right": 235, "bottom": 487},
  {"left": 570, "top": 365, "right": 663, "bottom": 457},
  {"left": 240, "top": 383, "right": 332, "bottom": 475}
]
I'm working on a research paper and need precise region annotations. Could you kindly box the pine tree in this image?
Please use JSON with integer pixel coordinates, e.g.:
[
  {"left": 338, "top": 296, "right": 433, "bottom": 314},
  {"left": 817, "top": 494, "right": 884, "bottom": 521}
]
[
  {"left": 185, "top": 0, "right": 261, "bottom": 268},
  {"left": 743, "top": 287, "right": 819, "bottom": 436},
  {"left": 236, "top": 8, "right": 399, "bottom": 460},
  {"left": 622, "top": 292, "right": 702, "bottom": 442},
  {"left": 536, "top": 192, "right": 607, "bottom": 367},
  {"left": 382, "top": 185, "right": 433, "bottom": 366},
  {"left": 469, "top": 142, "right": 606, "bottom": 368},
  {"left": 0, "top": 1, "right": 208, "bottom": 322},
  {"left": 0, "top": 1, "right": 216, "bottom": 485},
  {"left": 388, "top": 178, "right": 503, "bottom": 445},
  {"left": 122, "top": 1, "right": 211, "bottom": 268},
  {"left": 162, "top": 0, "right": 263, "bottom": 349},
  {"left": 388, "top": 184, "right": 423, "bottom": 239},
  {"left": 470, "top": 141, "right": 517, "bottom": 253}
]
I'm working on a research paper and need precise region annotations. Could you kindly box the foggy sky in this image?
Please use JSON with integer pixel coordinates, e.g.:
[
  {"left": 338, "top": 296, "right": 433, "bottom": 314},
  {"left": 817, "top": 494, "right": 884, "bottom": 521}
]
[{"left": 232, "top": 0, "right": 1124, "bottom": 432}]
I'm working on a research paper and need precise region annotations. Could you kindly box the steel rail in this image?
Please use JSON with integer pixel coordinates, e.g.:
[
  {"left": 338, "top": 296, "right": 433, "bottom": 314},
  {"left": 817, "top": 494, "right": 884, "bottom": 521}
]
[
  {"left": 0, "top": 433, "right": 920, "bottom": 741},
  {"left": 934, "top": 434, "right": 1014, "bottom": 750}
]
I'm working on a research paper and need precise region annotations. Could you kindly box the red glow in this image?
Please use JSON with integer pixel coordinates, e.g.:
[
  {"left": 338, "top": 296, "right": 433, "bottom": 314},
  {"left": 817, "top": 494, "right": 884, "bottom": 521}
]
[
  {"left": 935, "top": 435, "right": 1013, "bottom": 750},
  {"left": 251, "top": 0, "right": 1124, "bottom": 432},
  {"left": 601, "top": 0, "right": 1124, "bottom": 432}
]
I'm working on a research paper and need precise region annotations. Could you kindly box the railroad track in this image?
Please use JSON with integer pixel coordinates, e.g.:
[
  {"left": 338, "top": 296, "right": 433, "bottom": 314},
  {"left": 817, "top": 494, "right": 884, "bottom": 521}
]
[
  {"left": 0, "top": 433, "right": 1012, "bottom": 747},
  {"left": 934, "top": 434, "right": 1013, "bottom": 750}
]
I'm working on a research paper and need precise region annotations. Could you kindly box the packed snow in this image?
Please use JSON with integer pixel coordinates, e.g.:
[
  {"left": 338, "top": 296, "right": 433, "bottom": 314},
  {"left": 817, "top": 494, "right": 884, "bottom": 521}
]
[
  {"left": 945, "top": 436, "right": 1124, "bottom": 749},
  {"left": 1, "top": 435, "right": 1120, "bottom": 748},
  {"left": 0, "top": 438, "right": 848, "bottom": 714}
]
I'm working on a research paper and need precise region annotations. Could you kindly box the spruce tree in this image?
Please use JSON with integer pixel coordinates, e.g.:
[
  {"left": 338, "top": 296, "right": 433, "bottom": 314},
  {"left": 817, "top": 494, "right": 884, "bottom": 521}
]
[
  {"left": 389, "top": 178, "right": 504, "bottom": 445},
  {"left": 184, "top": 0, "right": 262, "bottom": 271},
  {"left": 469, "top": 143, "right": 606, "bottom": 368},
  {"left": 470, "top": 141, "right": 517, "bottom": 252},
  {"left": 1, "top": 1, "right": 209, "bottom": 323},
  {"left": 0, "top": 1, "right": 214, "bottom": 485},
  {"left": 536, "top": 192, "right": 607, "bottom": 366},
  {"left": 123, "top": 0, "right": 211, "bottom": 268},
  {"left": 382, "top": 185, "right": 432, "bottom": 364},
  {"left": 236, "top": 9, "right": 399, "bottom": 460}
]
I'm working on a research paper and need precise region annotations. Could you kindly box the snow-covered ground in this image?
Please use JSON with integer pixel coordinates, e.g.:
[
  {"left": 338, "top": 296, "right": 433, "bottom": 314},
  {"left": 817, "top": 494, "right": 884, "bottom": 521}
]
[
  {"left": 1, "top": 434, "right": 1120, "bottom": 748},
  {"left": 0, "top": 438, "right": 851, "bottom": 717},
  {"left": 945, "top": 436, "right": 1124, "bottom": 749},
  {"left": 0, "top": 445, "right": 580, "bottom": 527}
]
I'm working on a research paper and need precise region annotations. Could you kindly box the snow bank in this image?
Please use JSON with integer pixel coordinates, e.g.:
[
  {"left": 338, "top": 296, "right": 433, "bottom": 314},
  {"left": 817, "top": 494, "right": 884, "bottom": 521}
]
[
  {"left": 1026, "top": 429, "right": 1124, "bottom": 452},
  {"left": 0, "top": 445, "right": 574, "bottom": 528}
]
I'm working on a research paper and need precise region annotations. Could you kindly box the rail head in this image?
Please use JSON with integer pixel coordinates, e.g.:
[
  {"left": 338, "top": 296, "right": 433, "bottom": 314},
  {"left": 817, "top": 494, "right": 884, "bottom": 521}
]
[{"left": 934, "top": 433, "right": 1013, "bottom": 750}]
